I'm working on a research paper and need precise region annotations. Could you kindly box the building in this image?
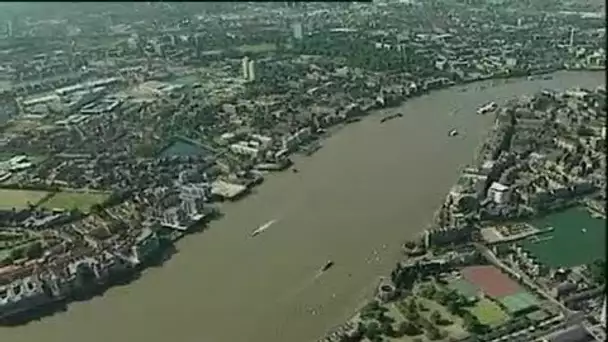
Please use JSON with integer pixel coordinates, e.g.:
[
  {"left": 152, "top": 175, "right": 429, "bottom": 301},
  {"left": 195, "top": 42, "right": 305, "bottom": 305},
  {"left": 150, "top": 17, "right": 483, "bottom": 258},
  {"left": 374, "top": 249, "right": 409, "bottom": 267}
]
[
  {"left": 292, "top": 22, "right": 303, "bottom": 40},
  {"left": 377, "top": 280, "right": 396, "bottom": 303},
  {"left": 552, "top": 281, "right": 577, "bottom": 299},
  {"left": 131, "top": 228, "right": 162, "bottom": 264},
  {"left": 541, "top": 324, "right": 592, "bottom": 342},
  {"left": 488, "top": 182, "right": 511, "bottom": 204},
  {"left": 281, "top": 128, "right": 311, "bottom": 152},
  {"left": 423, "top": 225, "right": 473, "bottom": 248},
  {"left": 0, "top": 269, "right": 56, "bottom": 320},
  {"left": 251, "top": 134, "right": 273, "bottom": 149},
  {"left": 241, "top": 57, "right": 249, "bottom": 80},
  {"left": 230, "top": 142, "right": 260, "bottom": 158},
  {"left": 601, "top": 296, "right": 606, "bottom": 327},
  {"left": 480, "top": 160, "right": 496, "bottom": 175},
  {"left": 180, "top": 183, "right": 210, "bottom": 200},
  {"left": 569, "top": 27, "right": 575, "bottom": 46},
  {"left": 247, "top": 60, "right": 256, "bottom": 82}
]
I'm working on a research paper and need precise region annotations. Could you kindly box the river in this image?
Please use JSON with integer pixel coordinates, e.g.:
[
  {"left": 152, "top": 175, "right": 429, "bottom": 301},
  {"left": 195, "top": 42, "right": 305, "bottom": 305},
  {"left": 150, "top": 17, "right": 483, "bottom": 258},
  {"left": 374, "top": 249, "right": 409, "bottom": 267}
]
[{"left": 3, "top": 71, "right": 604, "bottom": 342}]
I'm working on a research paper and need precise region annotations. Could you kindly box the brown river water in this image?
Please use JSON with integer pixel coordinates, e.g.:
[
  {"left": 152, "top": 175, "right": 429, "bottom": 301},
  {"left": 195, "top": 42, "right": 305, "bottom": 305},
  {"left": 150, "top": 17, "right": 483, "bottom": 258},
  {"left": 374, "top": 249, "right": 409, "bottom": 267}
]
[{"left": 3, "top": 71, "right": 603, "bottom": 342}]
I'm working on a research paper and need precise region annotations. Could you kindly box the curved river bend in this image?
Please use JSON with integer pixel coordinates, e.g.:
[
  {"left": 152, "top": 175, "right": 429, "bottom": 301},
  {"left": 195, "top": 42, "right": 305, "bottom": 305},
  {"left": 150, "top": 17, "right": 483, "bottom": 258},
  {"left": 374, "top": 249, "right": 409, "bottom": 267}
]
[{"left": 4, "top": 71, "right": 604, "bottom": 342}]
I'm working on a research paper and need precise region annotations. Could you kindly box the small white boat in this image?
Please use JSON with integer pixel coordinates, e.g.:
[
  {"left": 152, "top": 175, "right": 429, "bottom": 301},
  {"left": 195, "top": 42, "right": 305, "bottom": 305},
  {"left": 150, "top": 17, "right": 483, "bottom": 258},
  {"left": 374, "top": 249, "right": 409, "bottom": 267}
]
[
  {"left": 448, "top": 129, "right": 459, "bottom": 137},
  {"left": 251, "top": 219, "right": 277, "bottom": 237},
  {"left": 477, "top": 102, "right": 498, "bottom": 115}
]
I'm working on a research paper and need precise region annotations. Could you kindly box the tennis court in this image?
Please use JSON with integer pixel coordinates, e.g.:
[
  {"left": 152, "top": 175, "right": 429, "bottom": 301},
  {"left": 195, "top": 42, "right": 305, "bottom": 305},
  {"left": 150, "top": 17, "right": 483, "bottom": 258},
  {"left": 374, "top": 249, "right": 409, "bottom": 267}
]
[
  {"left": 448, "top": 278, "right": 479, "bottom": 299},
  {"left": 498, "top": 291, "right": 540, "bottom": 315}
]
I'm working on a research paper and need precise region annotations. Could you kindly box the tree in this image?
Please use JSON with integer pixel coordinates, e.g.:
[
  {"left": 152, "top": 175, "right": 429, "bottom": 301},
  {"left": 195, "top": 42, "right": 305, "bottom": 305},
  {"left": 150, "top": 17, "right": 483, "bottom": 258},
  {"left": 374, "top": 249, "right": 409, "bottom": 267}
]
[
  {"left": 380, "top": 320, "right": 395, "bottom": 337},
  {"left": 447, "top": 299, "right": 462, "bottom": 315},
  {"left": 377, "top": 311, "right": 394, "bottom": 324},
  {"left": 25, "top": 241, "right": 44, "bottom": 259},
  {"left": 90, "top": 203, "right": 103, "bottom": 214},
  {"left": 9, "top": 247, "right": 25, "bottom": 260},
  {"left": 403, "top": 299, "right": 420, "bottom": 321},
  {"left": 434, "top": 290, "right": 448, "bottom": 305},
  {"left": 338, "top": 335, "right": 352, "bottom": 342},
  {"left": 407, "top": 298, "right": 417, "bottom": 312},
  {"left": 406, "top": 308, "right": 420, "bottom": 322},
  {"left": 398, "top": 321, "right": 421, "bottom": 336},
  {"left": 362, "top": 300, "right": 382, "bottom": 320},
  {"left": 418, "top": 301, "right": 428, "bottom": 312},
  {"left": 445, "top": 290, "right": 459, "bottom": 303},
  {"left": 426, "top": 325, "right": 442, "bottom": 340},
  {"left": 420, "top": 284, "right": 436, "bottom": 298},
  {"left": 462, "top": 313, "right": 485, "bottom": 334},
  {"left": 365, "top": 321, "right": 381, "bottom": 340},
  {"left": 354, "top": 321, "right": 366, "bottom": 338},
  {"left": 430, "top": 310, "right": 442, "bottom": 324},
  {"left": 363, "top": 300, "right": 381, "bottom": 312}
]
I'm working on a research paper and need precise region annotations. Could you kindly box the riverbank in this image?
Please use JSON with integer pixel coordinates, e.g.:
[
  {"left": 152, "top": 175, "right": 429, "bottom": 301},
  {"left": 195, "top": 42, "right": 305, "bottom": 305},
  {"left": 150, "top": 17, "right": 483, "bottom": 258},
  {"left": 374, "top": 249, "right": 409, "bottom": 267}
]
[
  {"left": 2, "top": 70, "right": 604, "bottom": 342},
  {"left": 314, "top": 70, "right": 605, "bottom": 341}
]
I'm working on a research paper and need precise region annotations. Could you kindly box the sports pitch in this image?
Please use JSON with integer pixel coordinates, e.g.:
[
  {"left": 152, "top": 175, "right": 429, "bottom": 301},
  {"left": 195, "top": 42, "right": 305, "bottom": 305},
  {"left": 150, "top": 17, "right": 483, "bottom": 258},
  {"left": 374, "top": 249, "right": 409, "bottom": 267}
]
[
  {"left": 42, "top": 191, "right": 109, "bottom": 212},
  {"left": 0, "top": 189, "right": 50, "bottom": 210},
  {"left": 468, "top": 298, "right": 509, "bottom": 327}
]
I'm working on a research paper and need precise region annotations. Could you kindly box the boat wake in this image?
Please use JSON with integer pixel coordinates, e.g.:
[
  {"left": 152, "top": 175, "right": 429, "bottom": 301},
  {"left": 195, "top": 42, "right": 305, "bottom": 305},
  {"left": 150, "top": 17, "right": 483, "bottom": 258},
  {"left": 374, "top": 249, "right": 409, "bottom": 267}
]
[
  {"left": 277, "top": 271, "right": 324, "bottom": 305},
  {"left": 250, "top": 219, "right": 278, "bottom": 237},
  {"left": 277, "top": 261, "right": 334, "bottom": 304}
]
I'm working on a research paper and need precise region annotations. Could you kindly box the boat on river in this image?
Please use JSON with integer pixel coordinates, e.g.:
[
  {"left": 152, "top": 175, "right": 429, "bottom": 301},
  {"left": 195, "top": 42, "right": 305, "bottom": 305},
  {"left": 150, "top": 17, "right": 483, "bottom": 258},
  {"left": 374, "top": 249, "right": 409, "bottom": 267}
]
[
  {"left": 380, "top": 113, "right": 404, "bottom": 123},
  {"left": 477, "top": 101, "right": 498, "bottom": 115},
  {"left": 320, "top": 260, "right": 334, "bottom": 272},
  {"left": 251, "top": 219, "right": 277, "bottom": 237}
]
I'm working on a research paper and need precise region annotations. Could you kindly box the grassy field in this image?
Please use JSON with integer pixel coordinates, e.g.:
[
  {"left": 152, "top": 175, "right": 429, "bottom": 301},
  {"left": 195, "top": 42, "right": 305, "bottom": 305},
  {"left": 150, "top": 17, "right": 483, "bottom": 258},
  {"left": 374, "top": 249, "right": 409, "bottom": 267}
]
[
  {"left": 468, "top": 298, "right": 509, "bottom": 327},
  {"left": 390, "top": 293, "right": 469, "bottom": 341},
  {"left": 237, "top": 43, "right": 277, "bottom": 53},
  {"left": 0, "top": 189, "right": 50, "bottom": 210},
  {"left": 43, "top": 191, "right": 109, "bottom": 212}
]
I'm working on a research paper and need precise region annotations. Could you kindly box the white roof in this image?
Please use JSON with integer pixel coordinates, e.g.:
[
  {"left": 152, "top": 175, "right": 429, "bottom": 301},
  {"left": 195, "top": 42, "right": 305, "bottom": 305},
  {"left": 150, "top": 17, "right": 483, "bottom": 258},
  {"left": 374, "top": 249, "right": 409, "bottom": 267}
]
[
  {"left": 482, "top": 160, "right": 495, "bottom": 169},
  {"left": 490, "top": 182, "right": 509, "bottom": 192}
]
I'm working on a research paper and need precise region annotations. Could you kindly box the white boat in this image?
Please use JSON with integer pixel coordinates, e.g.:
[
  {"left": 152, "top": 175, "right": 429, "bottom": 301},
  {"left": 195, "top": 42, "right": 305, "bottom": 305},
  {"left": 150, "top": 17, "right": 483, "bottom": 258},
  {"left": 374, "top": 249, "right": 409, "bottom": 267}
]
[
  {"left": 448, "top": 129, "right": 459, "bottom": 137},
  {"left": 251, "top": 219, "right": 277, "bottom": 237},
  {"left": 476, "top": 102, "right": 498, "bottom": 115}
]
